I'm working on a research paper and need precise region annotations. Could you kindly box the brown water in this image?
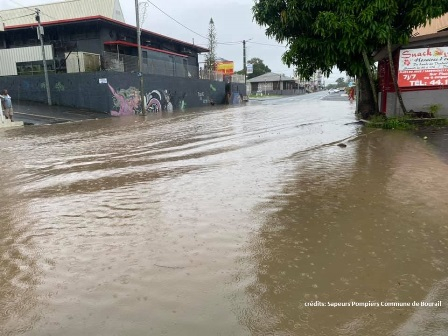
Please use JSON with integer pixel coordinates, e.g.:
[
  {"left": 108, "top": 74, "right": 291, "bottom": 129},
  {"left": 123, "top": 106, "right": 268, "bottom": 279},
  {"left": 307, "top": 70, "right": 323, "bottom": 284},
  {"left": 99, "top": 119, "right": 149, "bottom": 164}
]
[{"left": 1, "top": 93, "right": 448, "bottom": 336}]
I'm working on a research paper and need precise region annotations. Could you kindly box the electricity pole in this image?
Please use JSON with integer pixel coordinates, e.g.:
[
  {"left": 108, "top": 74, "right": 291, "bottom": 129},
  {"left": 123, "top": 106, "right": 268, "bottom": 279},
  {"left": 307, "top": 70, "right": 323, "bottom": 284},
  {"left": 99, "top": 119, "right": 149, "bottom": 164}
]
[
  {"left": 243, "top": 40, "right": 246, "bottom": 85},
  {"left": 135, "top": 0, "right": 145, "bottom": 114},
  {"left": 35, "top": 9, "right": 51, "bottom": 106}
]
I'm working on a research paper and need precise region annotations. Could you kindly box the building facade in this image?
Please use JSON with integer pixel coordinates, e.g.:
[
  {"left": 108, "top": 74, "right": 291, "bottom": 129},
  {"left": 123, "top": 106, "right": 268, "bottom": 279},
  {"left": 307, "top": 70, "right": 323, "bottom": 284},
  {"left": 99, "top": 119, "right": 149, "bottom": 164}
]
[
  {"left": 248, "top": 72, "right": 299, "bottom": 96},
  {"left": 0, "top": 0, "right": 207, "bottom": 78},
  {"left": 375, "top": 31, "right": 448, "bottom": 117}
]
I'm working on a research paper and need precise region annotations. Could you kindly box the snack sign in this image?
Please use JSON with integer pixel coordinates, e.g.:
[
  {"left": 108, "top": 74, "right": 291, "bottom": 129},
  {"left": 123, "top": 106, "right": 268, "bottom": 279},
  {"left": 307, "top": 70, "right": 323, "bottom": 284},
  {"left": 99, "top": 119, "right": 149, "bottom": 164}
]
[{"left": 398, "top": 47, "right": 448, "bottom": 87}]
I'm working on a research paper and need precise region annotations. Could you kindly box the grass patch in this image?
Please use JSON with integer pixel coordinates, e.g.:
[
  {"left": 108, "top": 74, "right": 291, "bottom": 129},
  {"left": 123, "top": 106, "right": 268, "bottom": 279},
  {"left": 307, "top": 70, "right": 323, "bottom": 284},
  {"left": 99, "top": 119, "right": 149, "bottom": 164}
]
[
  {"left": 249, "top": 94, "right": 283, "bottom": 98},
  {"left": 365, "top": 115, "right": 415, "bottom": 130},
  {"left": 365, "top": 115, "right": 448, "bottom": 130}
]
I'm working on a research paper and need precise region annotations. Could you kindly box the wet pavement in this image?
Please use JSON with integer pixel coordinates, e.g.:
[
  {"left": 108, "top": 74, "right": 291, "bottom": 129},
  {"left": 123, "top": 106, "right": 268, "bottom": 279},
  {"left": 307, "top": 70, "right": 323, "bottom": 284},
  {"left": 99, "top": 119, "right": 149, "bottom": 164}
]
[
  {"left": 1, "top": 92, "right": 448, "bottom": 336},
  {"left": 415, "top": 126, "right": 448, "bottom": 165},
  {"left": 11, "top": 101, "right": 109, "bottom": 125}
]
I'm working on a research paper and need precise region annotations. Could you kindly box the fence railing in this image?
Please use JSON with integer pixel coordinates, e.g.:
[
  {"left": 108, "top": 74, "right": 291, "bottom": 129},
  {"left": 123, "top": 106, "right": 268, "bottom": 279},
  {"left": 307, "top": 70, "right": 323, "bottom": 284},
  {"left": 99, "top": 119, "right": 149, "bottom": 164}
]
[
  {"left": 101, "top": 52, "right": 245, "bottom": 83},
  {"left": 199, "top": 69, "right": 223, "bottom": 81},
  {"left": 102, "top": 51, "right": 198, "bottom": 78}
]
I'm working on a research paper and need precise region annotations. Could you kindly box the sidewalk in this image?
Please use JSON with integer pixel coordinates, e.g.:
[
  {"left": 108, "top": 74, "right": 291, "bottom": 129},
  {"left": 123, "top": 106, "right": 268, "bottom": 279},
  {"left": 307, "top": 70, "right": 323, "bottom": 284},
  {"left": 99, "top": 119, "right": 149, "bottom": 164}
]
[{"left": 12, "top": 101, "right": 110, "bottom": 125}]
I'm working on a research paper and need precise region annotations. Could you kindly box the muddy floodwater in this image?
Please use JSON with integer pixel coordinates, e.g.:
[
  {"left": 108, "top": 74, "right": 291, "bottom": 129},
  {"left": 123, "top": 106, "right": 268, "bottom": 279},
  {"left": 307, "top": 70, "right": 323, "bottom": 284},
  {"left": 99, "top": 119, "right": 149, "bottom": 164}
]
[{"left": 1, "top": 92, "right": 448, "bottom": 336}]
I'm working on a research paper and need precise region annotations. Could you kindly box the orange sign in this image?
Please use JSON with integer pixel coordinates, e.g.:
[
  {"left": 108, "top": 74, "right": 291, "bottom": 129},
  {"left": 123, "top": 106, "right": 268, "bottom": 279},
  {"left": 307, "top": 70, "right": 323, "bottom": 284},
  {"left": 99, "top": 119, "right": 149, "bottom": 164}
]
[
  {"left": 216, "top": 61, "right": 234, "bottom": 75},
  {"left": 398, "top": 47, "right": 448, "bottom": 87}
]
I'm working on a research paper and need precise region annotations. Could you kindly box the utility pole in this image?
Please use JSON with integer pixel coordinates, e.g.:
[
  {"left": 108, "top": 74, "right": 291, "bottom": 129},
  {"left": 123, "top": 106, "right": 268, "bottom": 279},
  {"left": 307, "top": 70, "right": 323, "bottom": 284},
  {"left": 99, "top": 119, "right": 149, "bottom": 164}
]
[
  {"left": 243, "top": 40, "right": 246, "bottom": 85},
  {"left": 35, "top": 9, "right": 51, "bottom": 106},
  {"left": 135, "top": 0, "right": 145, "bottom": 114}
]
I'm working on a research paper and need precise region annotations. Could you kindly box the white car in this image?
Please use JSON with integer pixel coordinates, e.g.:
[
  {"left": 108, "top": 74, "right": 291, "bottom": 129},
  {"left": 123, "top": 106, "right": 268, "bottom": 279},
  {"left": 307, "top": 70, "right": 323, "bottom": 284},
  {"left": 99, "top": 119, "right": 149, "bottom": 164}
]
[{"left": 328, "top": 89, "right": 339, "bottom": 93}]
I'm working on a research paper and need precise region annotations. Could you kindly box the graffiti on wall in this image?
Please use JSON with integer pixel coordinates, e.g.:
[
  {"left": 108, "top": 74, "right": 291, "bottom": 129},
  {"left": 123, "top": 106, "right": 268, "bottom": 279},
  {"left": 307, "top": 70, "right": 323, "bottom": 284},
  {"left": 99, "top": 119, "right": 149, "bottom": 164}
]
[
  {"left": 197, "top": 91, "right": 207, "bottom": 104},
  {"left": 109, "top": 85, "right": 187, "bottom": 116},
  {"left": 55, "top": 82, "right": 65, "bottom": 92},
  {"left": 145, "top": 90, "right": 188, "bottom": 113},
  {"left": 109, "top": 84, "right": 141, "bottom": 116}
]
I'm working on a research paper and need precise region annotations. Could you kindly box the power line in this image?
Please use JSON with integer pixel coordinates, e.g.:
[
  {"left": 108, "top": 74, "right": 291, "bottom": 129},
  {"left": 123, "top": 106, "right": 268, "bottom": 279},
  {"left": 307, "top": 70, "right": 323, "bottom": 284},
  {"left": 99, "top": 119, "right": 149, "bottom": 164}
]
[
  {"left": 40, "top": 12, "right": 59, "bottom": 21},
  {"left": 247, "top": 41, "right": 287, "bottom": 48},
  {"left": 1, "top": 13, "right": 35, "bottom": 22},
  {"left": 142, "top": 4, "right": 286, "bottom": 50},
  {"left": 8, "top": 0, "right": 35, "bottom": 13},
  {"left": 144, "top": 0, "right": 242, "bottom": 45},
  {"left": 145, "top": 0, "right": 208, "bottom": 40}
]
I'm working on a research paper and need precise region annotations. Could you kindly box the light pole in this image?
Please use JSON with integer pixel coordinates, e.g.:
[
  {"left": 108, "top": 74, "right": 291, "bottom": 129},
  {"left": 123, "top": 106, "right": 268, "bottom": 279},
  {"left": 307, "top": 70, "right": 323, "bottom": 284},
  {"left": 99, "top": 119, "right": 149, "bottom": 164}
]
[
  {"left": 243, "top": 40, "right": 246, "bottom": 85},
  {"left": 35, "top": 9, "right": 51, "bottom": 106},
  {"left": 242, "top": 38, "right": 253, "bottom": 85},
  {"left": 135, "top": 0, "right": 145, "bottom": 114}
]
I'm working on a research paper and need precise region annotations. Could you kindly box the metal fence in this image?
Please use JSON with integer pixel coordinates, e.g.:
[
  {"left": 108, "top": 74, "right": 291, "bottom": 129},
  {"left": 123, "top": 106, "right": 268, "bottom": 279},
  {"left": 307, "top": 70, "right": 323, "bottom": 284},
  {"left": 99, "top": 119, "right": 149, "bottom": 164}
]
[
  {"left": 101, "top": 52, "right": 245, "bottom": 83},
  {"left": 102, "top": 51, "right": 197, "bottom": 77}
]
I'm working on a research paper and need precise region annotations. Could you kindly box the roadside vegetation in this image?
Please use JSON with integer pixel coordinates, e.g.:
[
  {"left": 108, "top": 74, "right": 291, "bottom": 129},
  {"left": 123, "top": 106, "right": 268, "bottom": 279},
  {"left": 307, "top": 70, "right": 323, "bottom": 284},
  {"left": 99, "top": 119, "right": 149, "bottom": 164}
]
[
  {"left": 366, "top": 115, "right": 448, "bottom": 131},
  {"left": 252, "top": 1, "right": 448, "bottom": 120},
  {"left": 236, "top": 58, "right": 271, "bottom": 79}
]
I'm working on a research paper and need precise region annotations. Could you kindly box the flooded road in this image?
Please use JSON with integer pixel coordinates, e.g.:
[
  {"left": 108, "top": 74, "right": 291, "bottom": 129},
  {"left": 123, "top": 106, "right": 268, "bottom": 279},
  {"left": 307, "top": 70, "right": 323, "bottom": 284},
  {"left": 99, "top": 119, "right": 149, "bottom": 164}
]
[{"left": 1, "top": 92, "right": 448, "bottom": 335}]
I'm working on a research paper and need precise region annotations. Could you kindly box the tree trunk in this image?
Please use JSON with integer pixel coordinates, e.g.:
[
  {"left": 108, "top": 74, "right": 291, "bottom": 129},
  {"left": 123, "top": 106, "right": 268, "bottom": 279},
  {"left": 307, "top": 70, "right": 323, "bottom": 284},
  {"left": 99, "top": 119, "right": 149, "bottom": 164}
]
[
  {"left": 362, "top": 51, "right": 379, "bottom": 115},
  {"left": 387, "top": 39, "right": 407, "bottom": 115},
  {"left": 357, "top": 72, "right": 377, "bottom": 119}
]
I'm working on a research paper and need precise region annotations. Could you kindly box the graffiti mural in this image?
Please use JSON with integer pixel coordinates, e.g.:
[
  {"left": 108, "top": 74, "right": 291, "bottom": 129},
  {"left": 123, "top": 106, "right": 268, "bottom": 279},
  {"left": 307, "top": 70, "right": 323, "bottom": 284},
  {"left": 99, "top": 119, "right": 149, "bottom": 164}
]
[
  {"left": 145, "top": 90, "right": 163, "bottom": 113},
  {"left": 108, "top": 85, "right": 188, "bottom": 116},
  {"left": 145, "top": 89, "right": 187, "bottom": 113},
  {"left": 108, "top": 84, "right": 141, "bottom": 116},
  {"left": 54, "top": 82, "right": 65, "bottom": 92}
]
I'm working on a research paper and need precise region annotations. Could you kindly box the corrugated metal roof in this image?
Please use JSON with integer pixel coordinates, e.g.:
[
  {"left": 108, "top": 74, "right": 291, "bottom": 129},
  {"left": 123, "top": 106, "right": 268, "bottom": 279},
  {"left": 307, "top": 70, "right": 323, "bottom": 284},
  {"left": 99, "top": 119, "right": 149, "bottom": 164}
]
[
  {"left": 0, "top": 0, "right": 125, "bottom": 26},
  {"left": 248, "top": 72, "right": 295, "bottom": 83},
  {"left": 0, "top": 0, "right": 208, "bottom": 53},
  {"left": 414, "top": 14, "right": 448, "bottom": 36}
]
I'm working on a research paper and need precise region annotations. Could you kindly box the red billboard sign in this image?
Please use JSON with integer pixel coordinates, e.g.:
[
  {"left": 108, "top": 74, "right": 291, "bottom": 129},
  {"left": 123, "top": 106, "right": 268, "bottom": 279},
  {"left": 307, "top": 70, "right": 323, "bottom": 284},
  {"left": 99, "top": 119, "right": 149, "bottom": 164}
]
[{"left": 398, "top": 47, "right": 448, "bottom": 87}]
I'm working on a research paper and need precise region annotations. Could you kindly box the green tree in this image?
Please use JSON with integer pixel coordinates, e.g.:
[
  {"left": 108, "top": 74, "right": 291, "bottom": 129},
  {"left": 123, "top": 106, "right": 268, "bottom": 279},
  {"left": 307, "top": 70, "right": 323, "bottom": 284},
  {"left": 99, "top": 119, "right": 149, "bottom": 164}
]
[
  {"left": 204, "top": 18, "right": 217, "bottom": 71},
  {"left": 252, "top": 0, "right": 448, "bottom": 119},
  {"left": 335, "top": 77, "right": 346, "bottom": 87},
  {"left": 237, "top": 57, "right": 271, "bottom": 79}
]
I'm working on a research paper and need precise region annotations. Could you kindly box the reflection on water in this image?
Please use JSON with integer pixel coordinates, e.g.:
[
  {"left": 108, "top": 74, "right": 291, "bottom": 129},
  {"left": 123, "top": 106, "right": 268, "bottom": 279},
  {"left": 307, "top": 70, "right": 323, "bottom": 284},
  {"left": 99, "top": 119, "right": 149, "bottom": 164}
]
[
  {"left": 241, "top": 130, "right": 448, "bottom": 335},
  {"left": 0, "top": 94, "right": 447, "bottom": 335}
]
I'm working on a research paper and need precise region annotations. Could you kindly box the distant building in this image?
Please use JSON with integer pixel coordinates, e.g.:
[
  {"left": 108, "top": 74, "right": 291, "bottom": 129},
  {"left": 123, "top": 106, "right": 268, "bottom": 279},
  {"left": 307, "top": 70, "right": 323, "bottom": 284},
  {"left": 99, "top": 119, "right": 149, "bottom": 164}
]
[
  {"left": 294, "top": 70, "right": 324, "bottom": 92},
  {"left": 248, "top": 72, "right": 298, "bottom": 95},
  {"left": 0, "top": 0, "right": 208, "bottom": 77}
]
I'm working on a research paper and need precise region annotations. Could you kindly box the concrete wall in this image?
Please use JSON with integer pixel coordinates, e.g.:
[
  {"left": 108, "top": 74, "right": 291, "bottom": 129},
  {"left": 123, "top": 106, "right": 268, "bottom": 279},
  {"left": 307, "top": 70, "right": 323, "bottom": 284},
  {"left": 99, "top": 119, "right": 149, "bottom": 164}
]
[
  {"left": 385, "top": 89, "right": 448, "bottom": 117},
  {"left": 0, "top": 71, "right": 246, "bottom": 114}
]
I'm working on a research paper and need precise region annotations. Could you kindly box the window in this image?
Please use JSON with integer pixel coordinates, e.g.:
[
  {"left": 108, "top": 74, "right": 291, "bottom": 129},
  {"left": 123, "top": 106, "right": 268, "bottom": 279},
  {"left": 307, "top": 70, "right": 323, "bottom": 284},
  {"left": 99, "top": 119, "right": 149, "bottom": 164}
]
[{"left": 16, "top": 60, "right": 55, "bottom": 75}]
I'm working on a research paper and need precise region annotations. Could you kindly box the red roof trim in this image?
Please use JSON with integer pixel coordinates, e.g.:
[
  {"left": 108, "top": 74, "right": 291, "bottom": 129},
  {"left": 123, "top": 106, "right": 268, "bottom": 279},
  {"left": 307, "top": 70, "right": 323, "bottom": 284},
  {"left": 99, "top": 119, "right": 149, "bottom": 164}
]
[
  {"left": 104, "top": 40, "right": 188, "bottom": 58},
  {"left": 5, "top": 15, "right": 209, "bottom": 53}
]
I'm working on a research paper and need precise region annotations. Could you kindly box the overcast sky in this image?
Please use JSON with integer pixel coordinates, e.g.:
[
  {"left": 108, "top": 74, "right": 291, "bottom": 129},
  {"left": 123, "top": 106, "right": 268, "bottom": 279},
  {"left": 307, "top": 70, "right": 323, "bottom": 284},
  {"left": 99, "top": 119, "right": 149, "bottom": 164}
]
[{"left": 1, "top": 0, "right": 344, "bottom": 83}]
